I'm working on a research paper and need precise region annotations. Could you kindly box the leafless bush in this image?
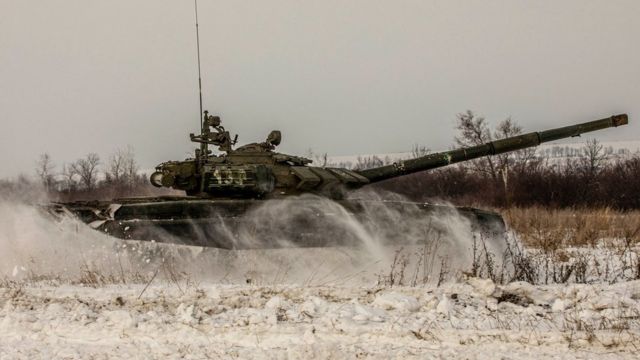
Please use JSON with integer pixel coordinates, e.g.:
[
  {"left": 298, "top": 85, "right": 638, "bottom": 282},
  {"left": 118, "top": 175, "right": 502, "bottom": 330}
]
[
  {"left": 376, "top": 232, "right": 452, "bottom": 287},
  {"left": 378, "top": 248, "right": 410, "bottom": 286}
]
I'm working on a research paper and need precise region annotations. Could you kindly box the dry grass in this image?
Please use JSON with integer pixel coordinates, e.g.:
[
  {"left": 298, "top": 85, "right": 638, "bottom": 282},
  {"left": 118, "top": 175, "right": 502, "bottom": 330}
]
[
  {"left": 374, "top": 207, "right": 640, "bottom": 286},
  {"left": 504, "top": 207, "right": 640, "bottom": 249},
  {"left": 500, "top": 207, "right": 640, "bottom": 285}
]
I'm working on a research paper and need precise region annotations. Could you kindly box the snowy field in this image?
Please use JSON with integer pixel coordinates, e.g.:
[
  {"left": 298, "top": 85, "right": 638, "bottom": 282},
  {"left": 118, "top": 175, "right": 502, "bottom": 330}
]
[
  {"left": 2, "top": 280, "right": 639, "bottom": 359},
  {"left": 1, "top": 200, "right": 639, "bottom": 359}
]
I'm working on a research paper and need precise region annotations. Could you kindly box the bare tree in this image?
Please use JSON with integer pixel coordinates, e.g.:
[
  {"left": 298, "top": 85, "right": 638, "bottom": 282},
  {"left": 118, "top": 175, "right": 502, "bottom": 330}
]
[
  {"left": 122, "top": 147, "right": 140, "bottom": 188},
  {"left": 494, "top": 117, "right": 537, "bottom": 173},
  {"left": 411, "top": 144, "right": 430, "bottom": 158},
  {"left": 494, "top": 118, "right": 520, "bottom": 168},
  {"left": 305, "top": 148, "right": 331, "bottom": 168},
  {"left": 106, "top": 146, "right": 139, "bottom": 186},
  {"left": 454, "top": 110, "right": 498, "bottom": 182},
  {"left": 494, "top": 117, "right": 539, "bottom": 173},
  {"left": 316, "top": 153, "right": 328, "bottom": 168},
  {"left": 455, "top": 112, "right": 534, "bottom": 177},
  {"left": 492, "top": 118, "right": 524, "bottom": 205},
  {"left": 35, "top": 153, "right": 56, "bottom": 191},
  {"left": 72, "top": 153, "right": 100, "bottom": 190},
  {"left": 454, "top": 111, "right": 537, "bottom": 206},
  {"left": 105, "top": 146, "right": 145, "bottom": 195},
  {"left": 106, "top": 149, "right": 126, "bottom": 185},
  {"left": 581, "top": 138, "right": 606, "bottom": 177},
  {"left": 61, "top": 163, "right": 78, "bottom": 192},
  {"left": 355, "top": 155, "right": 390, "bottom": 170}
]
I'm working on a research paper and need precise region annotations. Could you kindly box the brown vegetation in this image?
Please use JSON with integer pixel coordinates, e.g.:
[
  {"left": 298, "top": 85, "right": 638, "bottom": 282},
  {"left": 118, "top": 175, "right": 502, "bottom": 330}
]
[
  {"left": 374, "top": 150, "right": 640, "bottom": 209},
  {"left": 504, "top": 207, "right": 640, "bottom": 248},
  {"left": 373, "top": 111, "right": 640, "bottom": 210}
]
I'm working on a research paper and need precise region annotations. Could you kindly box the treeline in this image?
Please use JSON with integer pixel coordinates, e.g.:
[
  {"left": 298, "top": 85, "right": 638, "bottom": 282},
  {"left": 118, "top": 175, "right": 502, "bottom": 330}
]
[
  {"left": 3, "top": 111, "right": 638, "bottom": 208},
  {"left": 374, "top": 154, "right": 640, "bottom": 209},
  {"left": 370, "top": 111, "right": 640, "bottom": 209},
  {"left": 13, "top": 146, "right": 171, "bottom": 201}
]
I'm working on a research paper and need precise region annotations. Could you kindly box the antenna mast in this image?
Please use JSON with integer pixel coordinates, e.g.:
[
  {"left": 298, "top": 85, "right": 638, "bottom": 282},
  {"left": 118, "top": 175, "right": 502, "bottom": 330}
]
[{"left": 194, "top": 0, "right": 204, "bottom": 133}]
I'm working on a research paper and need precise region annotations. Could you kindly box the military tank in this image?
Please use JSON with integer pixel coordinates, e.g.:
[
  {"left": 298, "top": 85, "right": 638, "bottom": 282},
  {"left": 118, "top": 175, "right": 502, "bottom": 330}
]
[{"left": 49, "top": 113, "right": 628, "bottom": 249}]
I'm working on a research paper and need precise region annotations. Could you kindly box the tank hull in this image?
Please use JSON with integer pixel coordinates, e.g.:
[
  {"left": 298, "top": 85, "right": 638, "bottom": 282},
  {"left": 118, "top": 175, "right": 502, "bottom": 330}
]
[{"left": 48, "top": 197, "right": 505, "bottom": 249}]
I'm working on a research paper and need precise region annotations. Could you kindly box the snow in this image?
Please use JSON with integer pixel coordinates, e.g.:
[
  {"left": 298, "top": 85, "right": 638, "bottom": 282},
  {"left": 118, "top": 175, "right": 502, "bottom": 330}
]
[
  {"left": 1, "top": 279, "right": 638, "bottom": 359},
  {"left": 1, "top": 201, "right": 639, "bottom": 358},
  {"left": 372, "top": 292, "right": 420, "bottom": 312}
]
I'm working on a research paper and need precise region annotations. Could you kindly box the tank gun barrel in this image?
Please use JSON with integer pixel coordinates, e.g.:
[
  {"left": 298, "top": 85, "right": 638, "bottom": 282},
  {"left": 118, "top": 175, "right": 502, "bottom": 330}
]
[{"left": 356, "top": 114, "right": 628, "bottom": 184}]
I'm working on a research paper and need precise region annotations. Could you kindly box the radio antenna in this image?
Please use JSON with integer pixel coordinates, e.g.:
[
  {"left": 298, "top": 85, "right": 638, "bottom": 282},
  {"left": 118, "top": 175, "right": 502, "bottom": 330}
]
[{"left": 194, "top": 0, "right": 204, "bottom": 133}]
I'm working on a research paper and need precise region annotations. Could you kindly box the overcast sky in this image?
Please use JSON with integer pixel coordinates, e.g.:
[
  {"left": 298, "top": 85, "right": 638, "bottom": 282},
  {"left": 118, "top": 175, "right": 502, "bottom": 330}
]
[{"left": 1, "top": 0, "right": 638, "bottom": 178}]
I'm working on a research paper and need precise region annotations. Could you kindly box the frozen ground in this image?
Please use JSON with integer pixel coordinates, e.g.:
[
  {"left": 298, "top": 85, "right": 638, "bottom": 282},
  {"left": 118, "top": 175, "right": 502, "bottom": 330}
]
[
  {"left": 1, "top": 200, "right": 639, "bottom": 358},
  {"left": 1, "top": 279, "right": 639, "bottom": 359}
]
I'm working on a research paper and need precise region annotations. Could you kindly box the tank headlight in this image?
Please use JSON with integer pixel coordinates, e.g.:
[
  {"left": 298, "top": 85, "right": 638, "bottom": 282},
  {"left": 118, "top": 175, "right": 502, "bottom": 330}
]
[{"left": 150, "top": 172, "right": 164, "bottom": 187}]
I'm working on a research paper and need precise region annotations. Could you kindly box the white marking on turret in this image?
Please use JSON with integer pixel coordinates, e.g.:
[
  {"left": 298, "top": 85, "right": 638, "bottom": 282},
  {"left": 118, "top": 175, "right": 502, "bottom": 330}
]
[
  {"left": 213, "top": 169, "right": 222, "bottom": 184},
  {"left": 444, "top": 153, "right": 452, "bottom": 164}
]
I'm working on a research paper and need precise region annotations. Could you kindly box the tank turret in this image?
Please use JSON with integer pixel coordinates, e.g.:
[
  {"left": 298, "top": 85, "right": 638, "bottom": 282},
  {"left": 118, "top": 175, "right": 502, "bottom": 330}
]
[{"left": 150, "top": 113, "right": 628, "bottom": 199}]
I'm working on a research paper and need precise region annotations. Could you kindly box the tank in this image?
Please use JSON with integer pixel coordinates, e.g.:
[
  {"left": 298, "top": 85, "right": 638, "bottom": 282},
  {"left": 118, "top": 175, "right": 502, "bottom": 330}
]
[{"left": 49, "top": 113, "right": 628, "bottom": 249}]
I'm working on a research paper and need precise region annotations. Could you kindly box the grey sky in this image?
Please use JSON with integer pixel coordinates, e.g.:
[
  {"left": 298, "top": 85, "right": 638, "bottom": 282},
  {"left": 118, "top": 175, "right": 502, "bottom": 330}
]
[{"left": 1, "top": 0, "right": 638, "bottom": 178}]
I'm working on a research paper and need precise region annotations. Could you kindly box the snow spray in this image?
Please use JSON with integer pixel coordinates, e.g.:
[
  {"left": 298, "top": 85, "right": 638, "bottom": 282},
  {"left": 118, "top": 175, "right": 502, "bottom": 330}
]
[{"left": 0, "top": 192, "right": 509, "bottom": 286}]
